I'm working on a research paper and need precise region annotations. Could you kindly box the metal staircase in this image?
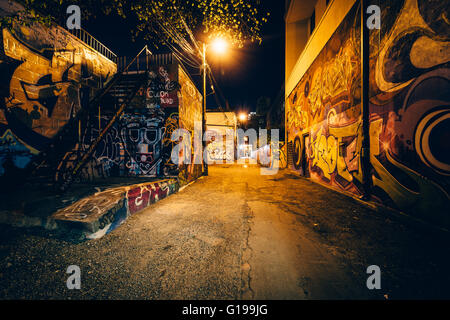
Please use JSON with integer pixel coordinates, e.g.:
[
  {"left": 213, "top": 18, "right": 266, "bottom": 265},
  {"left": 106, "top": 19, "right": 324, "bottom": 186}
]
[{"left": 26, "top": 46, "right": 151, "bottom": 192}]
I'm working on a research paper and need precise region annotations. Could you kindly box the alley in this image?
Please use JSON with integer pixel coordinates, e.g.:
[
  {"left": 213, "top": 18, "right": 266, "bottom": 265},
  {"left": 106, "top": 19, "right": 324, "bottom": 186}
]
[{"left": 1, "top": 165, "right": 449, "bottom": 299}]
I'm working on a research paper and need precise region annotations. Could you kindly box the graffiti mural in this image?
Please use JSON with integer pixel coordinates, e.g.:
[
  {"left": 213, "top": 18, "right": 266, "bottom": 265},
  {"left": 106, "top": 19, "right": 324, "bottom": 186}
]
[
  {"left": 206, "top": 135, "right": 234, "bottom": 163},
  {"left": 120, "top": 112, "right": 165, "bottom": 176},
  {"left": 0, "top": 19, "right": 116, "bottom": 177},
  {"left": 146, "top": 64, "right": 180, "bottom": 109},
  {"left": 0, "top": 124, "right": 38, "bottom": 176},
  {"left": 177, "top": 67, "right": 203, "bottom": 184},
  {"left": 286, "top": 0, "right": 450, "bottom": 227},
  {"left": 127, "top": 181, "right": 176, "bottom": 215},
  {"left": 73, "top": 109, "right": 166, "bottom": 178},
  {"left": 70, "top": 63, "right": 203, "bottom": 183}
]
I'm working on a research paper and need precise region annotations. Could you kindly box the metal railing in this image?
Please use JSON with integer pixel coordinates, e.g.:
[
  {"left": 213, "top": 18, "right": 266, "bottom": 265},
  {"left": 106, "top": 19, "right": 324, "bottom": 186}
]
[
  {"left": 115, "top": 46, "right": 152, "bottom": 73},
  {"left": 53, "top": 47, "right": 152, "bottom": 191},
  {"left": 68, "top": 28, "right": 117, "bottom": 62}
]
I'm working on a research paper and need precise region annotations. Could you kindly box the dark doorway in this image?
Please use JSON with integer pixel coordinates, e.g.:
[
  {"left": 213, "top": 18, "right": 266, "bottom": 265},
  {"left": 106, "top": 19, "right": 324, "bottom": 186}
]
[{"left": 301, "top": 133, "right": 309, "bottom": 177}]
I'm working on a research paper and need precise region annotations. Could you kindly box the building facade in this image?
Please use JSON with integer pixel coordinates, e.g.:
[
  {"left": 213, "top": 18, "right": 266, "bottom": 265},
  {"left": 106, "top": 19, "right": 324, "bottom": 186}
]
[
  {"left": 285, "top": 0, "right": 449, "bottom": 228},
  {"left": 205, "top": 111, "right": 237, "bottom": 163}
]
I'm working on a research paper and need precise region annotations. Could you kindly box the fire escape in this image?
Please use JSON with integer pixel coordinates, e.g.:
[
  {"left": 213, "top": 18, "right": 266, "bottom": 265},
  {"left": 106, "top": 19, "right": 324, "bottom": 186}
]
[{"left": 25, "top": 46, "right": 152, "bottom": 193}]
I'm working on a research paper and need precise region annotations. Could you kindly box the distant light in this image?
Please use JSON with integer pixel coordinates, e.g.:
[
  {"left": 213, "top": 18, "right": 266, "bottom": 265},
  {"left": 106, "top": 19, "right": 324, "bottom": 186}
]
[
  {"left": 211, "top": 38, "right": 228, "bottom": 55},
  {"left": 239, "top": 113, "right": 247, "bottom": 122}
]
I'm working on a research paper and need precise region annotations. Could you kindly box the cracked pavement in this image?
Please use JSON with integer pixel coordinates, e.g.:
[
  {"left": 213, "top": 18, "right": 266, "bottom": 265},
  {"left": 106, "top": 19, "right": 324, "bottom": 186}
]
[{"left": 1, "top": 164, "right": 449, "bottom": 299}]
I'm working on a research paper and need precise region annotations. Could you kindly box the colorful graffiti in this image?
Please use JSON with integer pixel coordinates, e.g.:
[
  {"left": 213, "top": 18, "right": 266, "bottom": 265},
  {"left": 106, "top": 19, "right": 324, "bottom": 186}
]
[
  {"left": 120, "top": 113, "right": 165, "bottom": 176},
  {"left": 69, "top": 64, "right": 203, "bottom": 183},
  {"left": 206, "top": 137, "right": 234, "bottom": 163},
  {"left": 127, "top": 181, "right": 176, "bottom": 214},
  {"left": 146, "top": 64, "right": 180, "bottom": 109},
  {"left": 177, "top": 67, "right": 203, "bottom": 184},
  {"left": 286, "top": 0, "right": 450, "bottom": 227},
  {"left": 72, "top": 109, "right": 166, "bottom": 178},
  {"left": 51, "top": 179, "right": 178, "bottom": 238},
  {"left": 261, "top": 141, "right": 287, "bottom": 169},
  {"left": 0, "top": 20, "right": 116, "bottom": 177}
]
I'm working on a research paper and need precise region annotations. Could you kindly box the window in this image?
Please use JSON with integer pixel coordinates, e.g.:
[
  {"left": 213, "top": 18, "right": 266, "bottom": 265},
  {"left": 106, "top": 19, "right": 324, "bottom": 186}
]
[{"left": 310, "top": 9, "right": 316, "bottom": 35}]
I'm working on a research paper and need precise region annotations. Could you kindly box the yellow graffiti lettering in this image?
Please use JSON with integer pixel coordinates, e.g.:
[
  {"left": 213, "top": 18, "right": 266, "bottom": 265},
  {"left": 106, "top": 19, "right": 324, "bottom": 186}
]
[{"left": 329, "top": 119, "right": 362, "bottom": 183}]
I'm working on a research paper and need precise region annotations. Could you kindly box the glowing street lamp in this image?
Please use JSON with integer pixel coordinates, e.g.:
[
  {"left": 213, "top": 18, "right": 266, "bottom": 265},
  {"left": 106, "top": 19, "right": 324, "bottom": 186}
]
[
  {"left": 211, "top": 38, "right": 228, "bottom": 55},
  {"left": 201, "top": 37, "right": 229, "bottom": 176},
  {"left": 239, "top": 113, "right": 248, "bottom": 122}
]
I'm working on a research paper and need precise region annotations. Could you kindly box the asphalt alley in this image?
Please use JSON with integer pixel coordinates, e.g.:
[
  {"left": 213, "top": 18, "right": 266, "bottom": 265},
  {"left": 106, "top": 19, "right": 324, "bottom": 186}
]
[{"left": 1, "top": 165, "right": 449, "bottom": 299}]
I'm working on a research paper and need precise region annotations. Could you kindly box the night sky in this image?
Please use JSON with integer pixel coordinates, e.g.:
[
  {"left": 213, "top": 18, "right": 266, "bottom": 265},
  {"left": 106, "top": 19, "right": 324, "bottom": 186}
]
[{"left": 84, "top": 0, "right": 285, "bottom": 113}]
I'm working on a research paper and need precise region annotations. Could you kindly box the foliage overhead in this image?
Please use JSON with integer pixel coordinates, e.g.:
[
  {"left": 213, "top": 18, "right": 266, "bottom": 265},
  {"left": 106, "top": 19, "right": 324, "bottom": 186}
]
[{"left": 1, "top": 0, "right": 269, "bottom": 50}]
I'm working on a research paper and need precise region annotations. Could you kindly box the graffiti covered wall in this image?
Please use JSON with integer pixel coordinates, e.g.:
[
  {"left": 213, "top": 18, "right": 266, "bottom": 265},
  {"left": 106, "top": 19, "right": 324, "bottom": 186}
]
[
  {"left": 75, "top": 110, "right": 166, "bottom": 179},
  {"left": 0, "top": 17, "right": 117, "bottom": 176},
  {"left": 177, "top": 66, "right": 203, "bottom": 184},
  {"left": 74, "top": 62, "right": 203, "bottom": 184},
  {"left": 286, "top": 0, "right": 449, "bottom": 227}
]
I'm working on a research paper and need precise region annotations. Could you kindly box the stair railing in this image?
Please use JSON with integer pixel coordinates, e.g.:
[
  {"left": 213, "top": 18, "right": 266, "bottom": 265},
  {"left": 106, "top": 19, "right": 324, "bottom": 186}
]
[
  {"left": 116, "top": 45, "right": 151, "bottom": 74},
  {"left": 28, "top": 46, "right": 152, "bottom": 178},
  {"left": 54, "top": 47, "right": 151, "bottom": 192}
]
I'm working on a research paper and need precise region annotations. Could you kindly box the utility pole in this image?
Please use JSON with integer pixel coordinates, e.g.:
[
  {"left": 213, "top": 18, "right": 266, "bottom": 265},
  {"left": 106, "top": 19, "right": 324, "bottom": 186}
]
[{"left": 202, "top": 43, "right": 209, "bottom": 176}]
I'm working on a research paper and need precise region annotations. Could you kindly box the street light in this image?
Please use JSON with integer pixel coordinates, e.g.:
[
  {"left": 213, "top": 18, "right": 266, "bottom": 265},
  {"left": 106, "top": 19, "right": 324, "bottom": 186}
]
[
  {"left": 211, "top": 38, "right": 228, "bottom": 55},
  {"left": 239, "top": 113, "right": 247, "bottom": 122},
  {"left": 201, "top": 38, "right": 228, "bottom": 176}
]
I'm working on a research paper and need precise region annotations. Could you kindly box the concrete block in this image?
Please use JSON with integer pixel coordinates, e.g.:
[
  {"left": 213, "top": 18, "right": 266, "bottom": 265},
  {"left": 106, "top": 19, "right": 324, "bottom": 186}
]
[{"left": 51, "top": 179, "right": 179, "bottom": 239}]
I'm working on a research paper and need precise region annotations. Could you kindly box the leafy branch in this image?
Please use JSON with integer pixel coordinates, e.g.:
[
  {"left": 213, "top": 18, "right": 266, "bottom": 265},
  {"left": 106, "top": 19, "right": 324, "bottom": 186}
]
[{"left": 1, "top": 0, "right": 269, "bottom": 49}]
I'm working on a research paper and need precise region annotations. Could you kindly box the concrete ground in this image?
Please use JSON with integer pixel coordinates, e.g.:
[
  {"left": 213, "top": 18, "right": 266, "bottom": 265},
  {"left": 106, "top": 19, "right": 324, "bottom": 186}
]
[{"left": 0, "top": 164, "right": 449, "bottom": 299}]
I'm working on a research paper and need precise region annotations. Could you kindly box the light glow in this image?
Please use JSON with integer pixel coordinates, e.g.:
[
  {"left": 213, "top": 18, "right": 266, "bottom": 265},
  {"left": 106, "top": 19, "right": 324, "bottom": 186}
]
[
  {"left": 239, "top": 113, "right": 247, "bottom": 122},
  {"left": 211, "top": 38, "right": 228, "bottom": 55}
]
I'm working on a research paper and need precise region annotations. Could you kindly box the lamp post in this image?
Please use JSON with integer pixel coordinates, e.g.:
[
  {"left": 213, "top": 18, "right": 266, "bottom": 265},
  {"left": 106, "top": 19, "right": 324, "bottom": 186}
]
[
  {"left": 202, "top": 43, "right": 208, "bottom": 176},
  {"left": 201, "top": 38, "right": 228, "bottom": 176}
]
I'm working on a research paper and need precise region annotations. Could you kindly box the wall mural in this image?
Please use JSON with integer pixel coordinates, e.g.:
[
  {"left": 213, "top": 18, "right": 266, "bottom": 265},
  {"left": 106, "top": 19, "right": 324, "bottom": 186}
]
[
  {"left": 74, "top": 64, "right": 203, "bottom": 183},
  {"left": 0, "top": 21, "right": 116, "bottom": 176},
  {"left": 206, "top": 136, "right": 234, "bottom": 163},
  {"left": 146, "top": 64, "right": 180, "bottom": 109},
  {"left": 177, "top": 67, "right": 203, "bottom": 184},
  {"left": 286, "top": 0, "right": 450, "bottom": 227},
  {"left": 77, "top": 110, "right": 166, "bottom": 179}
]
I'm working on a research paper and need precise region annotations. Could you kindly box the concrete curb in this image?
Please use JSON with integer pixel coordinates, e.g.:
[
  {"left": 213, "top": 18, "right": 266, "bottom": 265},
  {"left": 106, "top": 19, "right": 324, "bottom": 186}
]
[{"left": 51, "top": 178, "right": 179, "bottom": 239}]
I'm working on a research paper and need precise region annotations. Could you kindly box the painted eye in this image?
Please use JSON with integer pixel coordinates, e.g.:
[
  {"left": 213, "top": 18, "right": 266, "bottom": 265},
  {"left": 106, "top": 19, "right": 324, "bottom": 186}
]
[
  {"left": 146, "top": 130, "right": 157, "bottom": 142},
  {"left": 129, "top": 129, "right": 139, "bottom": 142}
]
